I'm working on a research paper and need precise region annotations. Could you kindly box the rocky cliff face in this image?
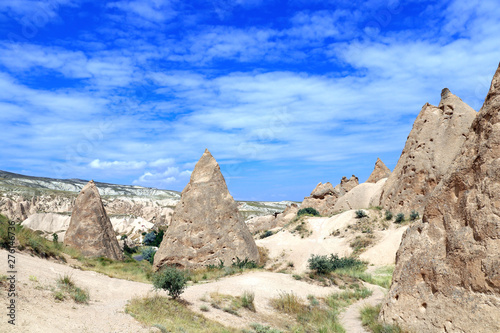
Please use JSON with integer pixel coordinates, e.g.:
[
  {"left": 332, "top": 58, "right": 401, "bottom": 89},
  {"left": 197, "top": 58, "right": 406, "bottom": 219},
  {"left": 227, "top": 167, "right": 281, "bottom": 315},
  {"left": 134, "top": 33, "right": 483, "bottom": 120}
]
[
  {"left": 153, "top": 149, "right": 259, "bottom": 270},
  {"left": 380, "top": 64, "right": 500, "bottom": 333},
  {"left": 378, "top": 89, "right": 477, "bottom": 214},
  {"left": 64, "top": 181, "right": 123, "bottom": 261}
]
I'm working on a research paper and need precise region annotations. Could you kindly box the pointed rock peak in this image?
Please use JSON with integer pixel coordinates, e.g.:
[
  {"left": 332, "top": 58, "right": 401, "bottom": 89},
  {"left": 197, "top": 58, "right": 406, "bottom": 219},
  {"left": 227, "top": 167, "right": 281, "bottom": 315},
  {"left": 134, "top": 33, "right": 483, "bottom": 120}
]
[
  {"left": 153, "top": 151, "right": 258, "bottom": 270},
  {"left": 438, "top": 87, "right": 475, "bottom": 116},
  {"left": 366, "top": 158, "right": 391, "bottom": 183},
  {"left": 64, "top": 181, "right": 123, "bottom": 261},
  {"left": 190, "top": 149, "right": 222, "bottom": 184}
]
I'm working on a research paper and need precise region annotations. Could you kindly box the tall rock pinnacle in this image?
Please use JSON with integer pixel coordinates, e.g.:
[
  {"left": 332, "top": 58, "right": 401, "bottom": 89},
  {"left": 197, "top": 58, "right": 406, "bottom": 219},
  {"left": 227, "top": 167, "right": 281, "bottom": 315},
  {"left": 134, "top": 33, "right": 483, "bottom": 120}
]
[
  {"left": 377, "top": 88, "right": 477, "bottom": 214},
  {"left": 64, "top": 180, "right": 123, "bottom": 260},
  {"left": 153, "top": 149, "right": 259, "bottom": 270}
]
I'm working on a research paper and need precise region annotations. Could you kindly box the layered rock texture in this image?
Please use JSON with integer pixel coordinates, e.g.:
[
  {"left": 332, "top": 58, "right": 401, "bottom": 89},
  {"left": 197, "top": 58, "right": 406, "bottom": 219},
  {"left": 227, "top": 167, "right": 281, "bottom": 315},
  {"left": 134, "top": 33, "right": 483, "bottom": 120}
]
[
  {"left": 153, "top": 149, "right": 259, "bottom": 270},
  {"left": 366, "top": 158, "right": 391, "bottom": 183},
  {"left": 378, "top": 88, "right": 477, "bottom": 214},
  {"left": 64, "top": 181, "right": 123, "bottom": 260},
  {"left": 301, "top": 176, "right": 359, "bottom": 215},
  {"left": 380, "top": 64, "right": 500, "bottom": 332}
]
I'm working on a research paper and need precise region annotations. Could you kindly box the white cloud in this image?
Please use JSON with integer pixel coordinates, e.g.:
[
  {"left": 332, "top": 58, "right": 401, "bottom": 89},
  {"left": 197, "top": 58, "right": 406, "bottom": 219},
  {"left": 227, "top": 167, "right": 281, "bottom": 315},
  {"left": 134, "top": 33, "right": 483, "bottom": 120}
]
[
  {"left": 149, "top": 158, "right": 175, "bottom": 167},
  {"left": 107, "top": 0, "right": 176, "bottom": 24},
  {"left": 89, "top": 159, "right": 147, "bottom": 169},
  {"left": 133, "top": 166, "right": 192, "bottom": 188}
]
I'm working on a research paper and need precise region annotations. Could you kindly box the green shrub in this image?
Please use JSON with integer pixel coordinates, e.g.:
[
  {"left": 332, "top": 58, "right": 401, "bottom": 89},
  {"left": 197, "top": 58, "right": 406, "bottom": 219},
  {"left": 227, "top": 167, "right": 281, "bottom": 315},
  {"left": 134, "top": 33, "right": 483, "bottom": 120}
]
[
  {"left": 141, "top": 247, "right": 156, "bottom": 264},
  {"left": 232, "top": 257, "right": 258, "bottom": 269},
  {"left": 241, "top": 291, "right": 255, "bottom": 311},
  {"left": 56, "top": 274, "right": 90, "bottom": 304},
  {"left": 394, "top": 213, "right": 405, "bottom": 224},
  {"left": 385, "top": 210, "right": 393, "bottom": 220},
  {"left": 308, "top": 254, "right": 364, "bottom": 274},
  {"left": 410, "top": 210, "right": 420, "bottom": 221},
  {"left": 152, "top": 266, "right": 187, "bottom": 299},
  {"left": 143, "top": 230, "right": 165, "bottom": 247},
  {"left": 52, "top": 233, "right": 58, "bottom": 243},
  {"left": 355, "top": 210, "right": 367, "bottom": 218},
  {"left": 260, "top": 230, "right": 274, "bottom": 239},
  {"left": 297, "top": 207, "right": 320, "bottom": 217}
]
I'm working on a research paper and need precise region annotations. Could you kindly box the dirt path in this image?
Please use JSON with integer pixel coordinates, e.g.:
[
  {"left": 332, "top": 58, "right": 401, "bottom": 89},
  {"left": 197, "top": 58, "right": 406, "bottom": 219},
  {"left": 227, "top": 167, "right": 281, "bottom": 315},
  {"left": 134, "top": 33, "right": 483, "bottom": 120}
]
[
  {"left": 340, "top": 283, "right": 386, "bottom": 333},
  {"left": 0, "top": 249, "right": 153, "bottom": 333}
]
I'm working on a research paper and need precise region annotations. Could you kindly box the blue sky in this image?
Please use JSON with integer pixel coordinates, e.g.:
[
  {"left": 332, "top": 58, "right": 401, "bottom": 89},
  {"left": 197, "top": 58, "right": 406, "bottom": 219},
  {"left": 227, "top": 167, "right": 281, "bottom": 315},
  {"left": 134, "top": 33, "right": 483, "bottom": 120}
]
[{"left": 0, "top": 0, "right": 499, "bottom": 201}]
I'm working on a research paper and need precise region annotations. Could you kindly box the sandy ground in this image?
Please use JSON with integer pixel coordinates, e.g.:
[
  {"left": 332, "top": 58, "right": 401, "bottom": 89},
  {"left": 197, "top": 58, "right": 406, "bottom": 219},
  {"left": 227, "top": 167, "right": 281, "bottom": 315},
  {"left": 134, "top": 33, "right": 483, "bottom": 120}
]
[
  {"left": 257, "top": 210, "right": 407, "bottom": 272},
  {"left": 0, "top": 249, "right": 153, "bottom": 333}
]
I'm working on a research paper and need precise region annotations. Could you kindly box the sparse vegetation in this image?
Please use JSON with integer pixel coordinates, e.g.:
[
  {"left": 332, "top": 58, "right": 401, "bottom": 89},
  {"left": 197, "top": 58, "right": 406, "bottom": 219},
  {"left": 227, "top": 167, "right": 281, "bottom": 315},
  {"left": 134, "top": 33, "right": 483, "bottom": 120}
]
[
  {"left": 244, "top": 323, "right": 282, "bottom": 333},
  {"left": 232, "top": 257, "right": 258, "bottom": 269},
  {"left": 394, "top": 213, "right": 405, "bottom": 224},
  {"left": 80, "top": 255, "right": 153, "bottom": 283},
  {"left": 326, "top": 285, "right": 373, "bottom": 309},
  {"left": 208, "top": 291, "right": 255, "bottom": 315},
  {"left": 126, "top": 295, "right": 237, "bottom": 333},
  {"left": 152, "top": 266, "right": 187, "bottom": 299},
  {"left": 241, "top": 291, "right": 256, "bottom": 311},
  {"left": 55, "top": 274, "right": 90, "bottom": 304},
  {"left": 350, "top": 235, "right": 375, "bottom": 254},
  {"left": 333, "top": 266, "right": 394, "bottom": 289},
  {"left": 297, "top": 207, "right": 320, "bottom": 217},
  {"left": 355, "top": 210, "right": 368, "bottom": 218},
  {"left": 308, "top": 254, "right": 365, "bottom": 274},
  {"left": 360, "top": 304, "right": 404, "bottom": 333},
  {"left": 409, "top": 210, "right": 420, "bottom": 221},
  {"left": 269, "top": 287, "right": 371, "bottom": 332},
  {"left": 260, "top": 230, "right": 274, "bottom": 239}
]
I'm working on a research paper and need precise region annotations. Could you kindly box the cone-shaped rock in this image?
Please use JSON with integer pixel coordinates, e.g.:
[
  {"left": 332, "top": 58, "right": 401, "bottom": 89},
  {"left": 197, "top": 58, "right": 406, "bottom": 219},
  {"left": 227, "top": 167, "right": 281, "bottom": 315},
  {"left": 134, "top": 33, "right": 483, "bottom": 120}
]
[
  {"left": 153, "top": 149, "right": 259, "bottom": 270},
  {"left": 380, "top": 64, "right": 500, "bottom": 332},
  {"left": 64, "top": 181, "right": 123, "bottom": 260},
  {"left": 366, "top": 158, "right": 391, "bottom": 183},
  {"left": 378, "top": 89, "right": 476, "bottom": 214}
]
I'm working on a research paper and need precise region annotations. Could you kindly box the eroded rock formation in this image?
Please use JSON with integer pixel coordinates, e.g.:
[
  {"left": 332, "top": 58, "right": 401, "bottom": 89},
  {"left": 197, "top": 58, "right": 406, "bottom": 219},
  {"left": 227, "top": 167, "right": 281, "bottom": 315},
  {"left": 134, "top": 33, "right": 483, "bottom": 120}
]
[
  {"left": 366, "top": 158, "right": 391, "bottom": 183},
  {"left": 153, "top": 149, "right": 259, "bottom": 270},
  {"left": 380, "top": 64, "right": 500, "bottom": 333},
  {"left": 300, "top": 176, "right": 359, "bottom": 215},
  {"left": 64, "top": 181, "right": 123, "bottom": 260},
  {"left": 378, "top": 88, "right": 476, "bottom": 214}
]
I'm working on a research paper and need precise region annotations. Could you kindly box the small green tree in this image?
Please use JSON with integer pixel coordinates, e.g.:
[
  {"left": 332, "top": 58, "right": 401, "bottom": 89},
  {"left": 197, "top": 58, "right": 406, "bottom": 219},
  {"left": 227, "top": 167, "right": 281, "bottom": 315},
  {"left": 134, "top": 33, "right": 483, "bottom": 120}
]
[
  {"left": 385, "top": 210, "right": 393, "bottom": 220},
  {"left": 395, "top": 213, "right": 405, "bottom": 223},
  {"left": 152, "top": 266, "right": 187, "bottom": 299},
  {"left": 355, "top": 210, "right": 367, "bottom": 218},
  {"left": 297, "top": 207, "right": 320, "bottom": 217},
  {"left": 410, "top": 210, "right": 420, "bottom": 221}
]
